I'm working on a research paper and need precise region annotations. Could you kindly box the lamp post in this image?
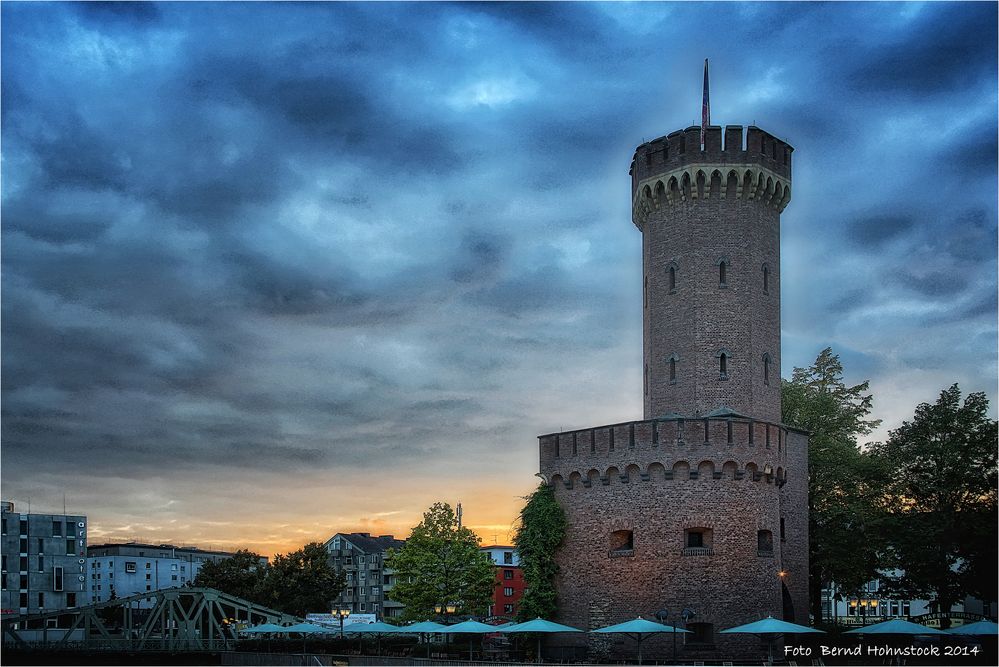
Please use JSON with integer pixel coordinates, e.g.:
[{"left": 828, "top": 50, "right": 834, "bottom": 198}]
[{"left": 333, "top": 607, "right": 352, "bottom": 639}]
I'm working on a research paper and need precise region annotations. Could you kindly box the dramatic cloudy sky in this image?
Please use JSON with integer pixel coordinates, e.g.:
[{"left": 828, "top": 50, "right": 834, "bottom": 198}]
[{"left": 2, "top": 1, "right": 996, "bottom": 556}]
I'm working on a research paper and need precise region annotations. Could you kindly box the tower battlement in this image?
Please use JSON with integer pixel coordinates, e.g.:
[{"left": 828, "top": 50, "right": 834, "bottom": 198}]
[{"left": 630, "top": 125, "right": 793, "bottom": 186}]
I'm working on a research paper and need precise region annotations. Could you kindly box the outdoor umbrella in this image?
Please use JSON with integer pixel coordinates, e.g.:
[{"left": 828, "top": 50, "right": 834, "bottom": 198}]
[
  {"left": 279, "top": 622, "right": 331, "bottom": 654},
  {"left": 501, "top": 617, "right": 583, "bottom": 664},
  {"left": 593, "top": 617, "right": 690, "bottom": 665},
  {"left": 948, "top": 620, "right": 999, "bottom": 635},
  {"left": 844, "top": 619, "right": 948, "bottom": 635},
  {"left": 439, "top": 619, "right": 501, "bottom": 661},
  {"left": 240, "top": 623, "right": 285, "bottom": 634},
  {"left": 720, "top": 616, "right": 824, "bottom": 665},
  {"left": 345, "top": 621, "right": 403, "bottom": 655},
  {"left": 394, "top": 620, "right": 449, "bottom": 659}
]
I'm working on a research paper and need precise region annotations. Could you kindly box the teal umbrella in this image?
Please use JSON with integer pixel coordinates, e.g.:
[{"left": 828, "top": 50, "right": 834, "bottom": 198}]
[
  {"left": 240, "top": 623, "right": 285, "bottom": 634},
  {"left": 395, "top": 620, "right": 449, "bottom": 659},
  {"left": 593, "top": 617, "right": 690, "bottom": 665},
  {"left": 721, "top": 616, "right": 824, "bottom": 665},
  {"left": 439, "top": 620, "right": 500, "bottom": 660},
  {"left": 949, "top": 620, "right": 999, "bottom": 635},
  {"left": 501, "top": 617, "right": 583, "bottom": 663},
  {"left": 281, "top": 622, "right": 329, "bottom": 634},
  {"left": 844, "top": 619, "right": 947, "bottom": 635},
  {"left": 346, "top": 621, "right": 402, "bottom": 655}
]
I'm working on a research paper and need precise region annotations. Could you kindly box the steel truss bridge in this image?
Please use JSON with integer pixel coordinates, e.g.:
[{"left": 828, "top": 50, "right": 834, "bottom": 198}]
[{"left": 2, "top": 587, "right": 299, "bottom": 652}]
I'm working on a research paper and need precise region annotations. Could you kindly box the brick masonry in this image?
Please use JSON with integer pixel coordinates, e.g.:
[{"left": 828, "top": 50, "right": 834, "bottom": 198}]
[{"left": 536, "top": 124, "right": 808, "bottom": 661}]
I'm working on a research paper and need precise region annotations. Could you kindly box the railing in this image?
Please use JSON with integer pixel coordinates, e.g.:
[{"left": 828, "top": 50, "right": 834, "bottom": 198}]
[
  {"left": 757, "top": 549, "right": 774, "bottom": 558},
  {"left": 682, "top": 547, "right": 713, "bottom": 556}
]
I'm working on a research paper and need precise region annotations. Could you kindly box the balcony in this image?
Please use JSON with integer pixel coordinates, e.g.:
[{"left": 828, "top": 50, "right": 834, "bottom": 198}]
[
  {"left": 682, "top": 547, "right": 713, "bottom": 556},
  {"left": 609, "top": 549, "right": 634, "bottom": 559}
]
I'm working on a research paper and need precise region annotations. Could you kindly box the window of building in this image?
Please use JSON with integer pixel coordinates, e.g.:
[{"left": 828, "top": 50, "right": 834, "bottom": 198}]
[
  {"left": 20, "top": 574, "right": 28, "bottom": 589},
  {"left": 20, "top": 538, "right": 28, "bottom": 553},
  {"left": 171, "top": 564, "right": 177, "bottom": 571},
  {"left": 1, "top": 554, "right": 6, "bottom": 572},
  {"left": 757, "top": 530, "right": 773, "bottom": 555},
  {"left": 52, "top": 521, "right": 62, "bottom": 537},
  {"left": 19, "top": 592, "right": 27, "bottom": 608},
  {"left": 763, "top": 353, "right": 771, "bottom": 386},
  {"left": 359, "top": 603, "right": 366, "bottom": 611},
  {"left": 346, "top": 573, "right": 354, "bottom": 582},
  {"left": 644, "top": 364, "right": 649, "bottom": 395},
  {"left": 146, "top": 585, "right": 151, "bottom": 591},
  {"left": 67, "top": 592, "right": 76, "bottom": 607},
  {"left": 145, "top": 563, "right": 151, "bottom": 569},
  {"left": 53, "top": 566, "right": 63, "bottom": 591},
  {"left": 19, "top": 556, "right": 27, "bottom": 572},
  {"left": 686, "top": 531, "right": 704, "bottom": 548},
  {"left": 38, "top": 592, "right": 44, "bottom": 608},
  {"left": 65, "top": 539, "right": 74, "bottom": 555},
  {"left": 20, "top": 519, "right": 28, "bottom": 535},
  {"left": 357, "top": 555, "right": 365, "bottom": 564},
  {"left": 125, "top": 562, "right": 137, "bottom": 573},
  {"left": 38, "top": 555, "right": 44, "bottom": 572},
  {"left": 683, "top": 528, "right": 713, "bottom": 553},
  {"left": 145, "top": 574, "right": 151, "bottom": 581},
  {"left": 686, "top": 622, "right": 714, "bottom": 645},
  {"left": 718, "top": 260, "right": 727, "bottom": 286},
  {"left": 669, "top": 266, "right": 676, "bottom": 292},
  {"left": 504, "top": 604, "right": 515, "bottom": 614},
  {"left": 37, "top": 538, "right": 44, "bottom": 553},
  {"left": 762, "top": 264, "right": 769, "bottom": 293},
  {"left": 172, "top": 575, "right": 177, "bottom": 581},
  {"left": 502, "top": 587, "right": 513, "bottom": 597},
  {"left": 643, "top": 275, "right": 647, "bottom": 308},
  {"left": 610, "top": 530, "right": 634, "bottom": 555},
  {"left": 503, "top": 569, "right": 514, "bottom": 580},
  {"left": 718, "top": 351, "right": 728, "bottom": 379},
  {"left": 780, "top": 517, "right": 786, "bottom": 541}
]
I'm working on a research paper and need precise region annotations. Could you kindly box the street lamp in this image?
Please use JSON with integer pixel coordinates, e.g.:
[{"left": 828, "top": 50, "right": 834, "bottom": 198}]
[
  {"left": 332, "top": 607, "right": 351, "bottom": 639},
  {"left": 434, "top": 602, "right": 457, "bottom": 624}
]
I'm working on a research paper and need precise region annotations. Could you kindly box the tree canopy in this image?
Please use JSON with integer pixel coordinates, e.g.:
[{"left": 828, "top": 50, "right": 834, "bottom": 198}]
[
  {"left": 870, "top": 384, "right": 998, "bottom": 615},
  {"left": 513, "top": 483, "right": 566, "bottom": 621},
  {"left": 781, "top": 347, "right": 885, "bottom": 623},
  {"left": 385, "top": 502, "right": 496, "bottom": 622},
  {"left": 193, "top": 543, "right": 344, "bottom": 617}
]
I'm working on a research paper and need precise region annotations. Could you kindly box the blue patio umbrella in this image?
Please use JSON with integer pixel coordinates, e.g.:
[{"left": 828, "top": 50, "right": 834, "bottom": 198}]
[
  {"left": 501, "top": 617, "right": 583, "bottom": 663},
  {"left": 440, "top": 620, "right": 502, "bottom": 660},
  {"left": 593, "top": 617, "right": 690, "bottom": 665},
  {"left": 844, "top": 619, "right": 948, "bottom": 635},
  {"left": 948, "top": 620, "right": 999, "bottom": 635},
  {"left": 394, "top": 620, "right": 449, "bottom": 659},
  {"left": 721, "top": 616, "right": 824, "bottom": 665},
  {"left": 345, "top": 621, "right": 403, "bottom": 655},
  {"left": 240, "top": 623, "right": 285, "bottom": 634}
]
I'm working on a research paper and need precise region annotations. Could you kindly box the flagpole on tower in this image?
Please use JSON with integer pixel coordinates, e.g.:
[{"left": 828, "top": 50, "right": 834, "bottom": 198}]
[{"left": 701, "top": 58, "right": 710, "bottom": 148}]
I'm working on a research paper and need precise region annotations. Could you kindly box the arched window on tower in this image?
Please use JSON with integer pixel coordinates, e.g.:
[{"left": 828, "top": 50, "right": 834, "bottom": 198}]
[
  {"left": 669, "top": 264, "right": 677, "bottom": 293},
  {"left": 715, "top": 348, "right": 731, "bottom": 380},
  {"left": 668, "top": 353, "right": 679, "bottom": 384},
  {"left": 644, "top": 275, "right": 648, "bottom": 308},
  {"left": 762, "top": 264, "right": 769, "bottom": 294},
  {"left": 763, "top": 353, "right": 772, "bottom": 386},
  {"left": 717, "top": 258, "right": 728, "bottom": 287},
  {"left": 644, "top": 364, "right": 649, "bottom": 396}
]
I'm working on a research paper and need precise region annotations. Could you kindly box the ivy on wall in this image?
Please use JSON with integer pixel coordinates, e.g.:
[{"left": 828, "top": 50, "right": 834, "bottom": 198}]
[{"left": 513, "top": 483, "right": 567, "bottom": 621}]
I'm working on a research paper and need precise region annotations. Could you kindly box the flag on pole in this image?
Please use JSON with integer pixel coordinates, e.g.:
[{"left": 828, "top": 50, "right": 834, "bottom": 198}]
[{"left": 701, "top": 59, "right": 710, "bottom": 147}]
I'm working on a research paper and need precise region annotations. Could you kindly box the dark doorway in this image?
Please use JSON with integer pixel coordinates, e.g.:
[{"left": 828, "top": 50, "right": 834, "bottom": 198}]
[{"left": 782, "top": 581, "right": 795, "bottom": 622}]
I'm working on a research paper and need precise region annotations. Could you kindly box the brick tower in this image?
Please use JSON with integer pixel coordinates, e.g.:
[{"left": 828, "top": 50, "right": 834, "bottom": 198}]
[{"left": 538, "top": 66, "right": 809, "bottom": 661}]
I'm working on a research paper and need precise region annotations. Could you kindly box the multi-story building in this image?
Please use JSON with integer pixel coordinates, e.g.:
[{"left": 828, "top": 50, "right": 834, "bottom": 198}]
[
  {"left": 481, "top": 545, "right": 526, "bottom": 619},
  {"left": 86, "top": 542, "right": 260, "bottom": 607},
  {"left": 1, "top": 501, "right": 89, "bottom": 614},
  {"left": 324, "top": 532, "right": 405, "bottom": 619},
  {"left": 822, "top": 575, "right": 997, "bottom": 629}
]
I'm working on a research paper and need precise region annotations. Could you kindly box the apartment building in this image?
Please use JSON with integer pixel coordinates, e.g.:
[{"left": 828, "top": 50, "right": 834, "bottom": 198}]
[{"left": 325, "top": 532, "right": 405, "bottom": 619}]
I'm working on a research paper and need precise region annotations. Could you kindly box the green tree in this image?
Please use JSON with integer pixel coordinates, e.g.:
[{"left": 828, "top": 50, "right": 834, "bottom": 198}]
[
  {"left": 870, "top": 384, "right": 998, "bottom": 617},
  {"left": 193, "top": 549, "right": 269, "bottom": 604},
  {"left": 385, "top": 502, "right": 496, "bottom": 622},
  {"left": 513, "top": 483, "right": 566, "bottom": 621},
  {"left": 258, "top": 542, "right": 346, "bottom": 618},
  {"left": 781, "top": 347, "right": 885, "bottom": 623}
]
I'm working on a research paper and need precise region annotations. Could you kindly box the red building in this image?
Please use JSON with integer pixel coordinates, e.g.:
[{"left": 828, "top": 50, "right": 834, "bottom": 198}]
[{"left": 480, "top": 545, "right": 526, "bottom": 619}]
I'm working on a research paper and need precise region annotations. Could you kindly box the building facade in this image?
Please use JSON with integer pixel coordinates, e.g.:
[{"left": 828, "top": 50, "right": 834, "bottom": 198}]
[
  {"left": 481, "top": 545, "right": 526, "bottom": 619},
  {"left": 325, "top": 532, "right": 405, "bottom": 619},
  {"left": 1, "top": 501, "right": 89, "bottom": 615},
  {"left": 86, "top": 542, "right": 258, "bottom": 608},
  {"left": 538, "top": 110, "right": 809, "bottom": 659}
]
